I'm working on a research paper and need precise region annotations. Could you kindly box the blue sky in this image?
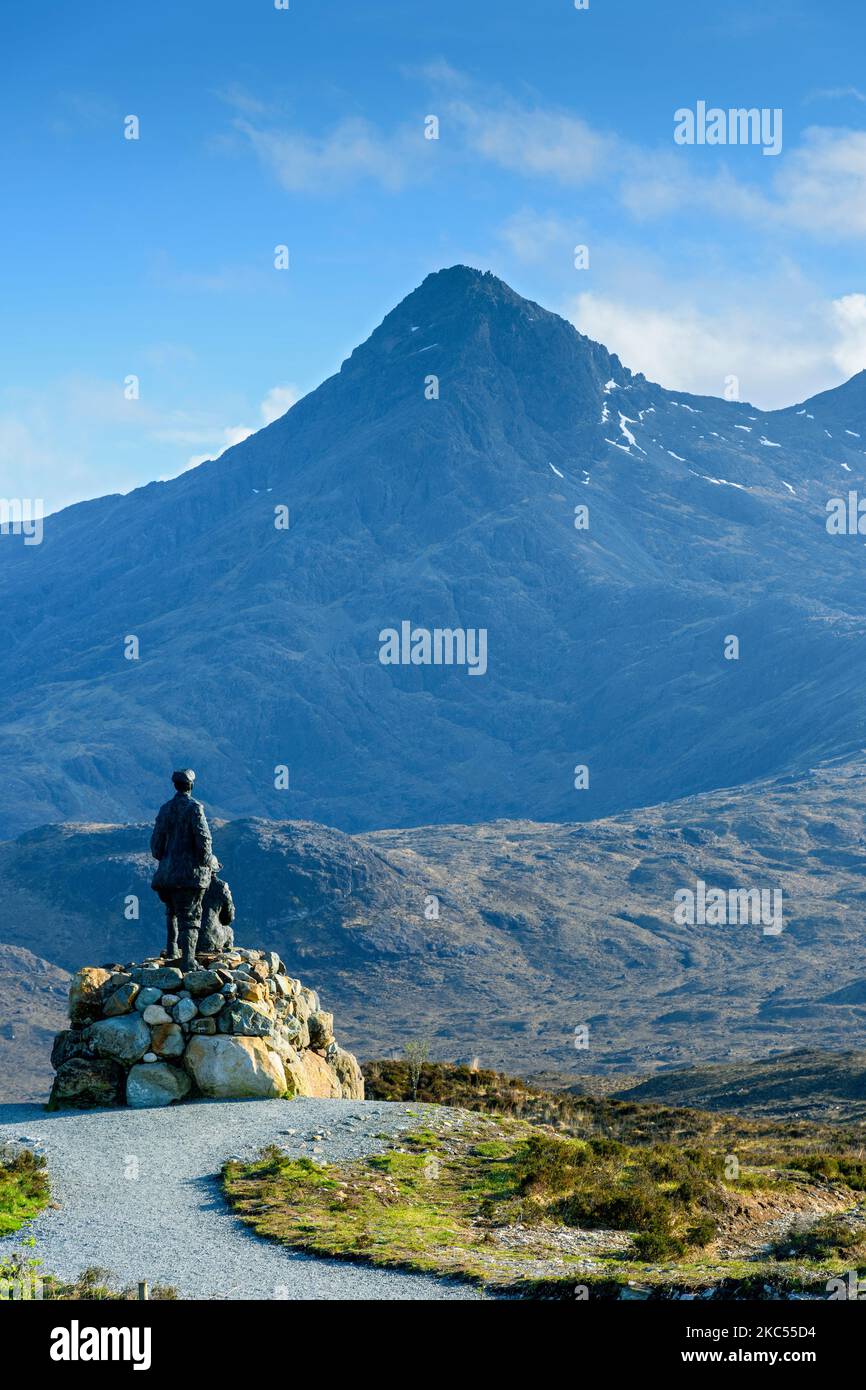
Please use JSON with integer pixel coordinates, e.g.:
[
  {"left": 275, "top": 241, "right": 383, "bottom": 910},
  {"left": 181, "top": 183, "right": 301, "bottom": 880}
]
[{"left": 3, "top": 0, "right": 866, "bottom": 511}]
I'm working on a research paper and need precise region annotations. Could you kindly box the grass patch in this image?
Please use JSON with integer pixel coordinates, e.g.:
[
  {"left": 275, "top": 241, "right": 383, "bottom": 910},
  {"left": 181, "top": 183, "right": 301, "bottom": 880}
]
[
  {"left": 221, "top": 1065, "right": 866, "bottom": 1295},
  {"left": 0, "top": 1150, "right": 50, "bottom": 1236},
  {"left": 224, "top": 1109, "right": 863, "bottom": 1292},
  {"left": 224, "top": 1117, "right": 518, "bottom": 1284}
]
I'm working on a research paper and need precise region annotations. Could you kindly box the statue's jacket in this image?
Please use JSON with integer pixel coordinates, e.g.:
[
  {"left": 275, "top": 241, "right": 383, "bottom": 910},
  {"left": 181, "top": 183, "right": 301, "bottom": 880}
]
[{"left": 150, "top": 792, "right": 213, "bottom": 890}]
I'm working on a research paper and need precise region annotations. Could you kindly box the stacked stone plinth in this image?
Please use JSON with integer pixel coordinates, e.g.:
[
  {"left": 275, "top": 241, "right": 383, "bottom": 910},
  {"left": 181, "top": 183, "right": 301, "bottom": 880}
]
[{"left": 49, "top": 947, "right": 364, "bottom": 1110}]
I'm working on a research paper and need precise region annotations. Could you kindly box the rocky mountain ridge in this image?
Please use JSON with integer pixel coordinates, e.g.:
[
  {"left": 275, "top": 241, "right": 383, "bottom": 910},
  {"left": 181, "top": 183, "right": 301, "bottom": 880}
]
[{"left": 1, "top": 268, "right": 866, "bottom": 835}]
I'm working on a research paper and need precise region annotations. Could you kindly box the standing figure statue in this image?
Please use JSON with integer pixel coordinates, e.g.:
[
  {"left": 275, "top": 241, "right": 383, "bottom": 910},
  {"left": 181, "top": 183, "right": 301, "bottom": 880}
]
[
  {"left": 198, "top": 859, "right": 236, "bottom": 954},
  {"left": 150, "top": 769, "right": 214, "bottom": 970}
]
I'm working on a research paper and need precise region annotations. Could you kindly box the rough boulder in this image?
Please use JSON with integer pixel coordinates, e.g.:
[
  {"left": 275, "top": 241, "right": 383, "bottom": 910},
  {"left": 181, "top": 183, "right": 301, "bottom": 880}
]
[{"left": 49, "top": 947, "right": 364, "bottom": 1109}]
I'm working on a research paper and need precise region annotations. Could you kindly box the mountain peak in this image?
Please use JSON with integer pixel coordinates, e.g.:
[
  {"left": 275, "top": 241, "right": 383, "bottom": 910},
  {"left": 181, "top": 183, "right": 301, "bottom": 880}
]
[
  {"left": 389, "top": 263, "right": 559, "bottom": 329},
  {"left": 340, "top": 263, "right": 623, "bottom": 402}
]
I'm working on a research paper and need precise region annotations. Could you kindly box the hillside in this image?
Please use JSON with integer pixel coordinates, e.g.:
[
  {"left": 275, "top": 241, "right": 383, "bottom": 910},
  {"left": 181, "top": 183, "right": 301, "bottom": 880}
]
[
  {"left": 4, "top": 751, "right": 866, "bottom": 1098},
  {"left": 0, "top": 946, "right": 69, "bottom": 1103},
  {"left": 1, "top": 268, "right": 866, "bottom": 837},
  {"left": 616, "top": 1050, "right": 866, "bottom": 1124}
]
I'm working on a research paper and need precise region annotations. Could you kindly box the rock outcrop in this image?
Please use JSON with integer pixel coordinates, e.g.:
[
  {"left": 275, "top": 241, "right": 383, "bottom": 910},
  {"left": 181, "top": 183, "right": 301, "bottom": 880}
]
[{"left": 49, "top": 947, "right": 364, "bottom": 1109}]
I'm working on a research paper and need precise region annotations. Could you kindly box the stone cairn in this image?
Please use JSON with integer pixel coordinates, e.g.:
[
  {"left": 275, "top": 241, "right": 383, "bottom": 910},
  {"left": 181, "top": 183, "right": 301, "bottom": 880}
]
[{"left": 49, "top": 947, "right": 364, "bottom": 1110}]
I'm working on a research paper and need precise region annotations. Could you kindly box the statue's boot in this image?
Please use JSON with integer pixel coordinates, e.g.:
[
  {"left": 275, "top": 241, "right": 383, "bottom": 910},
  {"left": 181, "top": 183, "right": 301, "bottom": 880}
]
[
  {"left": 179, "top": 926, "right": 200, "bottom": 973},
  {"left": 163, "top": 909, "right": 179, "bottom": 961}
]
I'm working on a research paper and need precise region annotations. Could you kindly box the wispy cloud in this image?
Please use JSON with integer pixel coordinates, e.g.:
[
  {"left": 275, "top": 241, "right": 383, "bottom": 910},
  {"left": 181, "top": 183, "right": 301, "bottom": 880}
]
[
  {"left": 0, "top": 375, "right": 304, "bottom": 512},
  {"left": 498, "top": 209, "right": 580, "bottom": 264},
  {"left": 223, "top": 68, "right": 866, "bottom": 244},
  {"left": 230, "top": 67, "right": 866, "bottom": 250},
  {"left": 446, "top": 99, "right": 617, "bottom": 185},
  {"left": 232, "top": 115, "right": 422, "bottom": 193},
  {"left": 215, "top": 82, "right": 272, "bottom": 118},
  {"left": 224, "top": 71, "right": 618, "bottom": 196},
  {"left": 616, "top": 125, "right": 866, "bottom": 242},
  {"left": 770, "top": 126, "right": 866, "bottom": 236},
  {"left": 47, "top": 90, "right": 117, "bottom": 138},
  {"left": 148, "top": 251, "right": 276, "bottom": 294},
  {"left": 805, "top": 86, "right": 866, "bottom": 104}
]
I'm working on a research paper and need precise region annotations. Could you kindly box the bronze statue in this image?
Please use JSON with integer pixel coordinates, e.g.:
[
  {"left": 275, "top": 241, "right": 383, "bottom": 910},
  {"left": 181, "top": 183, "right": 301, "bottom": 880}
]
[
  {"left": 199, "top": 859, "right": 236, "bottom": 954},
  {"left": 150, "top": 769, "right": 213, "bottom": 969}
]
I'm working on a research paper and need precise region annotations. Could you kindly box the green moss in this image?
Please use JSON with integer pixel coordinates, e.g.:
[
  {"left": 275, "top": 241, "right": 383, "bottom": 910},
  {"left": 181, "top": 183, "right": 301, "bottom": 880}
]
[
  {"left": 472, "top": 1140, "right": 514, "bottom": 1159},
  {"left": 402, "top": 1129, "right": 444, "bottom": 1150},
  {"left": 368, "top": 1150, "right": 429, "bottom": 1178}
]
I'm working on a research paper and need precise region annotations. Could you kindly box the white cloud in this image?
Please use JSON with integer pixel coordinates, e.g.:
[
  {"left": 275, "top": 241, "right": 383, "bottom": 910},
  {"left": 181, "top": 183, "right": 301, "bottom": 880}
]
[
  {"left": 260, "top": 384, "right": 300, "bottom": 425},
  {"left": 569, "top": 289, "right": 866, "bottom": 409},
  {"left": 770, "top": 127, "right": 866, "bottom": 237},
  {"left": 0, "top": 415, "right": 52, "bottom": 478},
  {"left": 0, "top": 373, "right": 305, "bottom": 511},
  {"left": 619, "top": 126, "right": 866, "bottom": 243},
  {"left": 216, "top": 83, "right": 271, "bottom": 118},
  {"left": 0, "top": 380, "right": 156, "bottom": 514},
  {"left": 229, "top": 74, "right": 618, "bottom": 198},
  {"left": 830, "top": 294, "right": 866, "bottom": 378},
  {"left": 806, "top": 86, "right": 866, "bottom": 105},
  {"left": 226, "top": 63, "right": 866, "bottom": 246},
  {"left": 431, "top": 75, "right": 866, "bottom": 244}
]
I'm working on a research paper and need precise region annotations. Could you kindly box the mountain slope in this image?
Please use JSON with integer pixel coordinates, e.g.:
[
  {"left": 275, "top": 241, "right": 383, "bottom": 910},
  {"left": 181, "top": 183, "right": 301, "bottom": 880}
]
[
  {"left": 0, "top": 945, "right": 69, "bottom": 1102},
  {"left": 4, "top": 754, "right": 866, "bottom": 1097},
  {"left": 2, "top": 266, "right": 866, "bottom": 835},
  {"left": 615, "top": 1049, "right": 866, "bottom": 1124}
]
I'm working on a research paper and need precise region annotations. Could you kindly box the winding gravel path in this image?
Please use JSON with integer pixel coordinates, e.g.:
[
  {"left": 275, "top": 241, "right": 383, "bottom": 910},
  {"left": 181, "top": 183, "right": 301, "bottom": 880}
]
[{"left": 0, "top": 1098, "right": 483, "bottom": 1301}]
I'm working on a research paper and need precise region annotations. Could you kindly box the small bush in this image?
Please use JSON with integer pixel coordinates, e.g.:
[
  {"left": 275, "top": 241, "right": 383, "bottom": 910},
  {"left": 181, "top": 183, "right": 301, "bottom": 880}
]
[
  {"left": 515, "top": 1134, "right": 588, "bottom": 1196},
  {"left": 558, "top": 1184, "right": 671, "bottom": 1234},
  {"left": 587, "top": 1137, "right": 626, "bottom": 1160},
  {"left": 632, "top": 1227, "right": 685, "bottom": 1261},
  {"left": 686, "top": 1216, "right": 718, "bottom": 1248},
  {"left": 801, "top": 1155, "right": 866, "bottom": 1190},
  {"left": 771, "top": 1216, "right": 863, "bottom": 1262}
]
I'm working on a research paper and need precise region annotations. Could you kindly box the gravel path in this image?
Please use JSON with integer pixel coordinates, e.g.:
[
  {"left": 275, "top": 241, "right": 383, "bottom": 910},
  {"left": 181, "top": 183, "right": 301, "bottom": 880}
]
[{"left": 0, "top": 1098, "right": 483, "bottom": 1301}]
